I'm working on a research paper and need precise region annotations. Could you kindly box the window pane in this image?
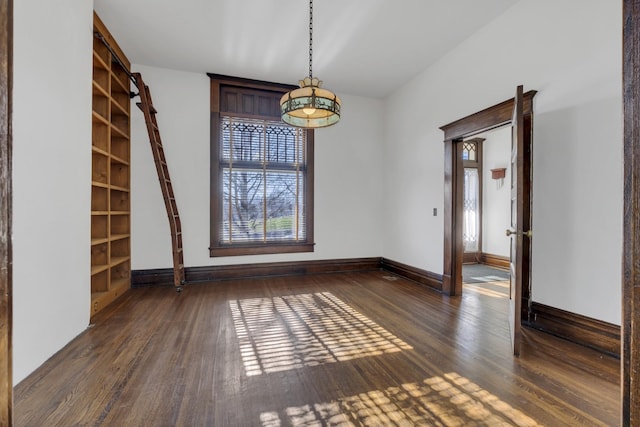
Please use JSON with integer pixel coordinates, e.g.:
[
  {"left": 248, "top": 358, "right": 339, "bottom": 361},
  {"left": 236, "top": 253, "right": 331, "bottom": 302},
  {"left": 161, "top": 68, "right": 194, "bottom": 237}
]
[
  {"left": 222, "top": 117, "right": 305, "bottom": 166},
  {"left": 222, "top": 119, "right": 264, "bottom": 163},
  {"left": 265, "top": 172, "right": 305, "bottom": 241},
  {"left": 266, "top": 124, "right": 301, "bottom": 164},
  {"left": 222, "top": 169, "right": 265, "bottom": 243},
  {"left": 222, "top": 170, "right": 307, "bottom": 244},
  {"left": 463, "top": 167, "right": 479, "bottom": 252},
  {"left": 463, "top": 141, "right": 477, "bottom": 162}
]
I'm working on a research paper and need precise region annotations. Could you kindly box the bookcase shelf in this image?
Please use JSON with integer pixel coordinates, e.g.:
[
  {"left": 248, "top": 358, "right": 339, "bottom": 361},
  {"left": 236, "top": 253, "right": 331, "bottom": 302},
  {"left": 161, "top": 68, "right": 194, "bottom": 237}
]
[
  {"left": 92, "top": 80, "right": 109, "bottom": 98},
  {"left": 91, "top": 237, "right": 109, "bottom": 246},
  {"left": 91, "top": 12, "right": 132, "bottom": 319},
  {"left": 111, "top": 123, "right": 129, "bottom": 139},
  {"left": 91, "top": 110, "right": 109, "bottom": 125}
]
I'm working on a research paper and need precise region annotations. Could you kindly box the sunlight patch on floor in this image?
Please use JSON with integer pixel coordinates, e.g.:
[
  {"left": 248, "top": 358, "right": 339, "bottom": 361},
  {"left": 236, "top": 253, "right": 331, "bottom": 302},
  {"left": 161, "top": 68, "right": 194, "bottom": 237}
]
[
  {"left": 463, "top": 281, "right": 510, "bottom": 299},
  {"left": 260, "top": 372, "right": 541, "bottom": 426},
  {"left": 469, "top": 274, "right": 510, "bottom": 283},
  {"left": 230, "top": 292, "right": 412, "bottom": 376}
]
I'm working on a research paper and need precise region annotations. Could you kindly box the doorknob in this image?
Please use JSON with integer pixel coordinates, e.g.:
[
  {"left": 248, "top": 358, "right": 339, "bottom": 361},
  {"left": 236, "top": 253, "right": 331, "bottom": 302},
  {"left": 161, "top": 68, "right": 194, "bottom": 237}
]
[{"left": 505, "top": 229, "right": 533, "bottom": 237}]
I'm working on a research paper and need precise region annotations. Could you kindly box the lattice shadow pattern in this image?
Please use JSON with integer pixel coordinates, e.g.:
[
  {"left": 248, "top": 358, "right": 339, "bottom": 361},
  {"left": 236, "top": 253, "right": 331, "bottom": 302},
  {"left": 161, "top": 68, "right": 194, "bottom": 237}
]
[
  {"left": 260, "top": 372, "right": 541, "bottom": 426},
  {"left": 230, "top": 292, "right": 413, "bottom": 376}
]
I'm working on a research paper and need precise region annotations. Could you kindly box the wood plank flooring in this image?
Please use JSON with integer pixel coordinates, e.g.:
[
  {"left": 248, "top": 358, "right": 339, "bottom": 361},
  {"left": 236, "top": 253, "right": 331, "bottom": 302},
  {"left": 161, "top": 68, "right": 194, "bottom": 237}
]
[{"left": 14, "top": 271, "right": 620, "bottom": 426}]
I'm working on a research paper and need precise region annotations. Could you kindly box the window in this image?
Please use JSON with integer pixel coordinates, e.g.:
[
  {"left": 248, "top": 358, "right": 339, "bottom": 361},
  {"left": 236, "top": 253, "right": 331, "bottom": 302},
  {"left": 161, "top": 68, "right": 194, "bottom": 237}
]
[
  {"left": 462, "top": 138, "right": 483, "bottom": 259},
  {"left": 209, "top": 75, "right": 314, "bottom": 257}
]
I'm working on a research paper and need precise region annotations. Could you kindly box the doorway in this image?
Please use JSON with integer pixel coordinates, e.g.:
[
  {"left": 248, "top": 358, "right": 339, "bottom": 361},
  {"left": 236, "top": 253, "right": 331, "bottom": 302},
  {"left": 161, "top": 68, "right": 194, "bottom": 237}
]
[
  {"left": 461, "top": 126, "right": 512, "bottom": 299},
  {"left": 439, "top": 90, "right": 536, "bottom": 322}
]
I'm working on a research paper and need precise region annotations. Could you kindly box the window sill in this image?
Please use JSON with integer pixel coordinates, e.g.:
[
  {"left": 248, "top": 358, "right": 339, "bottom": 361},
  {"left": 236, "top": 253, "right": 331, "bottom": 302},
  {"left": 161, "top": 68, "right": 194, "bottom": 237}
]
[{"left": 209, "top": 242, "right": 315, "bottom": 257}]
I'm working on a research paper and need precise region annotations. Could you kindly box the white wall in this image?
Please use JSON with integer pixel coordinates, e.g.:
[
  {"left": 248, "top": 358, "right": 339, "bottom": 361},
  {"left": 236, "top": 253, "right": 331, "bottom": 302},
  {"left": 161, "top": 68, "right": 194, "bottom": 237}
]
[
  {"left": 130, "top": 64, "right": 385, "bottom": 270},
  {"left": 481, "top": 127, "right": 511, "bottom": 258},
  {"left": 12, "top": 0, "right": 93, "bottom": 383},
  {"left": 384, "top": 0, "right": 622, "bottom": 324}
]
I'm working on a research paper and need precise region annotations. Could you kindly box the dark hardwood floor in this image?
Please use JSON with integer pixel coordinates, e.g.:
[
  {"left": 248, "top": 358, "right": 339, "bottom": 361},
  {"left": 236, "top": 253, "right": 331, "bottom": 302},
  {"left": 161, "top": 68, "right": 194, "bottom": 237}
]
[{"left": 14, "top": 271, "right": 620, "bottom": 426}]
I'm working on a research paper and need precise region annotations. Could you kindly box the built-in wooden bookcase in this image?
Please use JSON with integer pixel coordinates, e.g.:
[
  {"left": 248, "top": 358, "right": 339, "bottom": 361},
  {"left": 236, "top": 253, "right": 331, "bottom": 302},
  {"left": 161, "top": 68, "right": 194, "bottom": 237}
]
[{"left": 91, "top": 12, "right": 131, "bottom": 318}]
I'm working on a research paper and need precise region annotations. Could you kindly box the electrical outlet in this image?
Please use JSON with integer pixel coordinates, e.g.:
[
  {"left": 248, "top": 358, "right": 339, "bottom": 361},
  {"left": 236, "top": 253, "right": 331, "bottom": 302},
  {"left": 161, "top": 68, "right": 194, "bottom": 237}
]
[{"left": 433, "top": 208, "right": 437, "bottom": 216}]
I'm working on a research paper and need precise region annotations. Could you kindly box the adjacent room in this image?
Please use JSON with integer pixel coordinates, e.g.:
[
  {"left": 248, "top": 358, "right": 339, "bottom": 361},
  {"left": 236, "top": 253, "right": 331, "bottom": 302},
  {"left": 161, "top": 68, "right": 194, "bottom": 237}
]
[{"left": 4, "top": 0, "right": 638, "bottom": 425}]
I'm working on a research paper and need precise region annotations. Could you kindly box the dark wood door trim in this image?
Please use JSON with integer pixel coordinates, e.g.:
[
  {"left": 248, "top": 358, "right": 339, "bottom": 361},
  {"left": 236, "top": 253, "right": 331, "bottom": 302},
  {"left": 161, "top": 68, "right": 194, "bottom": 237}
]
[
  {"left": 623, "top": 0, "right": 640, "bottom": 423},
  {"left": 440, "top": 91, "right": 536, "bottom": 297},
  {"left": 508, "top": 85, "right": 524, "bottom": 356},
  {"left": 0, "top": 0, "right": 12, "bottom": 424},
  {"left": 440, "top": 91, "right": 536, "bottom": 142}
]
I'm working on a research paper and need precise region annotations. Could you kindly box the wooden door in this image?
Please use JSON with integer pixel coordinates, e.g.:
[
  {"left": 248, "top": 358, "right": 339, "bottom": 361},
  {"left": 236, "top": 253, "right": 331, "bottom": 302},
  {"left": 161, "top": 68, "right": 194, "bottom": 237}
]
[
  {"left": 508, "top": 85, "right": 525, "bottom": 356},
  {"left": 0, "top": 0, "right": 12, "bottom": 424}
]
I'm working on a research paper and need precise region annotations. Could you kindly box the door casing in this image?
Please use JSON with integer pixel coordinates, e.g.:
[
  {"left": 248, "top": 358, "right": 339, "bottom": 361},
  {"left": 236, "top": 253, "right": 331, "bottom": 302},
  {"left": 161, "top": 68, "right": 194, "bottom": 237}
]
[{"left": 439, "top": 91, "right": 536, "bottom": 311}]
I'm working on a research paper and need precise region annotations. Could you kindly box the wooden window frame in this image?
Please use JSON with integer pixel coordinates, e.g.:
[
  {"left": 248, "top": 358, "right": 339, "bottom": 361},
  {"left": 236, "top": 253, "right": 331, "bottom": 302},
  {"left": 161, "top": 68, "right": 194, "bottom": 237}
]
[{"left": 208, "top": 74, "right": 314, "bottom": 257}]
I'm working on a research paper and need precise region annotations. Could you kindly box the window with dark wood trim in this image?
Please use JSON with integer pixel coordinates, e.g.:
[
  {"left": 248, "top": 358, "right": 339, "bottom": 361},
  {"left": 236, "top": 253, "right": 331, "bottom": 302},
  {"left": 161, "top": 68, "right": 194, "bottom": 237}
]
[
  {"left": 209, "top": 74, "right": 314, "bottom": 257},
  {"left": 462, "top": 137, "right": 483, "bottom": 263}
]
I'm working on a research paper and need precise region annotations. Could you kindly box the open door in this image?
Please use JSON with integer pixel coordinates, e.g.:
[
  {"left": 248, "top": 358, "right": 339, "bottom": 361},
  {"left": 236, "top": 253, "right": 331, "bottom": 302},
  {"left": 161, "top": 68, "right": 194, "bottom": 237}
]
[
  {"left": 0, "top": 0, "right": 12, "bottom": 423},
  {"left": 507, "top": 85, "right": 526, "bottom": 356}
]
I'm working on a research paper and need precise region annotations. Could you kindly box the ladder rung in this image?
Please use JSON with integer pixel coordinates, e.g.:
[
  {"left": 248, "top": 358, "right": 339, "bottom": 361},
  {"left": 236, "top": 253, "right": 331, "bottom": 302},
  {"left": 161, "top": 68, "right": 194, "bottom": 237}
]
[{"left": 134, "top": 102, "right": 157, "bottom": 114}]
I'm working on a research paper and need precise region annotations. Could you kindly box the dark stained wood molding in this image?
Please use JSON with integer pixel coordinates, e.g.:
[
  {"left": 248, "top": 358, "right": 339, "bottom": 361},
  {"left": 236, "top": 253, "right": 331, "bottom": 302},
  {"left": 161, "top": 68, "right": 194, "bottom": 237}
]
[
  {"left": 440, "top": 91, "right": 537, "bottom": 141},
  {"left": 442, "top": 141, "right": 465, "bottom": 295},
  {"left": 0, "top": 0, "right": 12, "bottom": 424},
  {"left": 132, "top": 257, "right": 383, "bottom": 287},
  {"left": 462, "top": 252, "right": 479, "bottom": 264},
  {"left": 132, "top": 257, "right": 445, "bottom": 292},
  {"left": 209, "top": 243, "right": 316, "bottom": 258},
  {"left": 442, "top": 140, "right": 456, "bottom": 295},
  {"left": 529, "top": 302, "right": 621, "bottom": 358},
  {"left": 207, "top": 73, "right": 297, "bottom": 92},
  {"left": 478, "top": 252, "right": 510, "bottom": 270},
  {"left": 623, "top": 0, "right": 640, "bottom": 423},
  {"left": 381, "top": 258, "right": 443, "bottom": 292}
]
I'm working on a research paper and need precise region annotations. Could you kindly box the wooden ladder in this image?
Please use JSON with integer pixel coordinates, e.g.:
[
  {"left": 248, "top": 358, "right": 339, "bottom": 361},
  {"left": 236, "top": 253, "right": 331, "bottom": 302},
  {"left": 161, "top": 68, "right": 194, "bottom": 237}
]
[{"left": 133, "top": 73, "right": 185, "bottom": 291}]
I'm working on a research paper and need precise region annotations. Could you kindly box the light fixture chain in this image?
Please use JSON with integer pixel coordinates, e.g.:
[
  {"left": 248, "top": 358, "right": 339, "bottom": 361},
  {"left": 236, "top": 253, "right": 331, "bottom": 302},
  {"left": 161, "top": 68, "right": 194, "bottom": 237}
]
[{"left": 309, "top": 0, "right": 313, "bottom": 79}]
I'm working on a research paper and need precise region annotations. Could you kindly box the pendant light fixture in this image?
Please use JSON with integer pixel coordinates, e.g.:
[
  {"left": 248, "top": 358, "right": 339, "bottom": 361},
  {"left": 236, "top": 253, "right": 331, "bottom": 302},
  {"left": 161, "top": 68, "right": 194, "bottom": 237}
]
[{"left": 280, "top": 0, "right": 341, "bottom": 128}]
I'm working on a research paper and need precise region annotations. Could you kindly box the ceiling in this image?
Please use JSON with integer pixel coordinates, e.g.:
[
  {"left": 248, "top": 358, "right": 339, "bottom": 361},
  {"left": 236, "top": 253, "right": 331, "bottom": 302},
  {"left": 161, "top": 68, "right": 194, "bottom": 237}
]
[{"left": 93, "top": 0, "right": 518, "bottom": 99}]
